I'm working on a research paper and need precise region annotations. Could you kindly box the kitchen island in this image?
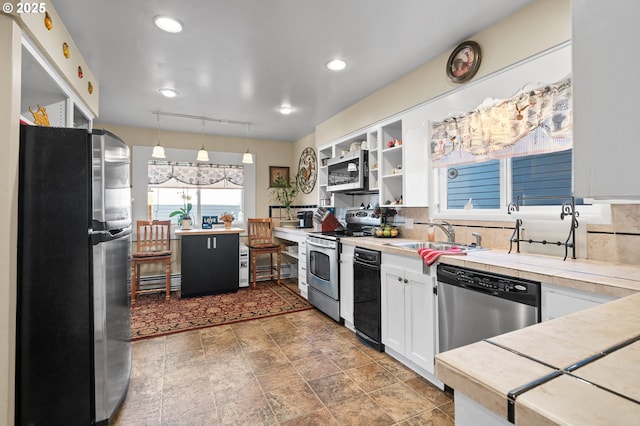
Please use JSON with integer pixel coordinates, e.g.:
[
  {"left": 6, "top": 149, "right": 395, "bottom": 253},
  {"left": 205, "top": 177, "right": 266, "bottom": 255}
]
[{"left": 175, "top": 227, "right": 243, "bottom": 297}]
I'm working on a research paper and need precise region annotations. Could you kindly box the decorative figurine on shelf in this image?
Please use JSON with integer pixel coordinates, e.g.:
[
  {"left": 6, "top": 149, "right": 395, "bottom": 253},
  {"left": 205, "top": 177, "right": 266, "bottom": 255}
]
[{"left": 29, "top": 105, "right": 50, "bottom": 126}]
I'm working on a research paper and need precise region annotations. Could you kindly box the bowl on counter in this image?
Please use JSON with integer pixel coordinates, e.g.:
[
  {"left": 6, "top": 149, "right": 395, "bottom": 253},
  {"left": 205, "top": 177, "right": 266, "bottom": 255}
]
[{"left": 373, "top": 225, "right": 400, "bottom": 238}]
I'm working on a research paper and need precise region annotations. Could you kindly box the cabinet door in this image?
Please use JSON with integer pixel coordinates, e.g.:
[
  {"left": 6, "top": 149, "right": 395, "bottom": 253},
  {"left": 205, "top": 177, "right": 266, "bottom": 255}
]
[
  {"left": 381, "top": 264, "right": 406, "bottom": 353},
  {"left": 573, "top": 1, "right": 640, "bottom": 198},
  {"left": 181, "top": 234, "right": 238, "bottom": 297},
  {"left": 401, "top": 106, "right": 430, "bottom": 206},
  {"left": 541, "top": 283, "right": 616, "bottom": 321},
  {"left": 339, "top": 253, "right": 354, "bottom": 325},
  {"left": 404, "top": 270, "right": 435, "bottom": 373},
  {"left": 181, "top": 235, "right": 211, "bottom": 296},
  {"left": 209, "top": 234, "right": 239, "bottom": 292}
]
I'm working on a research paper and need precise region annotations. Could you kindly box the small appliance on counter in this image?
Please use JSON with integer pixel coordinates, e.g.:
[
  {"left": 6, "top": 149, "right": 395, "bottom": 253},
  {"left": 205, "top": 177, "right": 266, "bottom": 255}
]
[{"left": 297, "top": 210, "right": 313, "bottom": 228}]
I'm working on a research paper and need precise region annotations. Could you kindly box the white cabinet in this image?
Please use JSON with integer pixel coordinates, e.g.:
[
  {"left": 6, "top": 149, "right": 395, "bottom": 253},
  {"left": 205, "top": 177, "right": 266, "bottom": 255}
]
[
  {"left": 541, "top": 283, "right": 616, "bottom": 321},
  {"left": 573, "top": 1, "right": 640, "bottom": 199},
  {"left": 298, "top": 239, "right": 308, "bottom": 299},
  {"left": 379, "top": 120, "right": 404, "bottom": 205},
  {"left": 339, "top": 244, "right": 355, "bottom": 330},
  {"left": 401, "top": 105, "right": 430, "bottom": 206},
  {"left": 381, "top": 253, "right": 436, "bottom": 374}
]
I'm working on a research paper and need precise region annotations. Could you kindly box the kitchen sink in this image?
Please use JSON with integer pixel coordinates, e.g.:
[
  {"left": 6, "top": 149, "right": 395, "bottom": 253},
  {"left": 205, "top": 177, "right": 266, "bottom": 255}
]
[{"left": 386, "top": 241, "right": 482, "bottom": 251}]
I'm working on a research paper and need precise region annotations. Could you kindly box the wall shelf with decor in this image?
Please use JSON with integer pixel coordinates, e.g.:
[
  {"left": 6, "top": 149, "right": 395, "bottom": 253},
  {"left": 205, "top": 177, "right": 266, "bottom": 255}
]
[
  {"left": 317, "top": 145, "right": 334, "bottom": 207},
  {"left": 380, "top": 120, "right": 404, "bottom": 206}
]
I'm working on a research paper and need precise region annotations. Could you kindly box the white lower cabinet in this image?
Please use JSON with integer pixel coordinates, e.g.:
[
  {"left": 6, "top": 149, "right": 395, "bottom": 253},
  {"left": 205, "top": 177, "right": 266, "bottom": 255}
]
[
  {"left": 541, "top": 283, "right": 616, "bottom": 321},
  {"left": 340, "top": 244, "right": 355, "bottom": 330},
  {"left": 381, "top": 253, "right": 437, "bottom": 378}
]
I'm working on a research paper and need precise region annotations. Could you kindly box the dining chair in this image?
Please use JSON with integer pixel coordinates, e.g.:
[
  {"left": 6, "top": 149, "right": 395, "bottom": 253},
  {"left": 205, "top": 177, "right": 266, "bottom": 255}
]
[
  {"left": 247, "top": 218, "right": 281, "bottom": 288},
  {"left": 130, "top": 220, "right": 172, "bottom": 306}
]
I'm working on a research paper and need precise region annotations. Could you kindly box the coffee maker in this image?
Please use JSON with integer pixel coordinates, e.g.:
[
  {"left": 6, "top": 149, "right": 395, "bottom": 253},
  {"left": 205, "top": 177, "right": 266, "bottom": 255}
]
[{"left": 297, "top": 211, "right": 313, "bottom": 228}]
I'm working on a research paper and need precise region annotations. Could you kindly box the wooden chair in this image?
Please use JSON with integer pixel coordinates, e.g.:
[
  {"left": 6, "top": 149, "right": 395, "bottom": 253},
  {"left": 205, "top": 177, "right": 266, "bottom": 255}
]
[
  {"left": 247, "top": 218, "right": 281, "bottom": 288},
  {"left": 131, "top": 220, "right": 172, "bottom": 306}
]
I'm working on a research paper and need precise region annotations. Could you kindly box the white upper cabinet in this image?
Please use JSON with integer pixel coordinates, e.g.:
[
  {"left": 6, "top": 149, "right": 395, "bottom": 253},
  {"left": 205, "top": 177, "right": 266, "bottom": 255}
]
[
  {"left": 401, "top": 105, "right": 430, "bottom": 206},
  {"left": 573, "top": 1, "right": 640, "bottom": 199}
]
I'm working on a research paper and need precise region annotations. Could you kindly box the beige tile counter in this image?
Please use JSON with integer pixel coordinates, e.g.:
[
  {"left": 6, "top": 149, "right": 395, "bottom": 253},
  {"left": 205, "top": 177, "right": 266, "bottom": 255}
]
[
  {"left": 340, "top": 236, "right": 640, "bottom": 297},
  {"left": 435, "top": 293, "right": 640, "bottom": 424}
]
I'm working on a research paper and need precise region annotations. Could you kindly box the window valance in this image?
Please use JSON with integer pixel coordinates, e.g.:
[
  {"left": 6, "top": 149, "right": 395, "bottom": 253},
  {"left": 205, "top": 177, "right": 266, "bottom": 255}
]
[
  {"left": 148, "top": 161, "right": 244, "bottom": 188},
  {"left": 431, "top": 76, "right": 572, "bottom": 168}
]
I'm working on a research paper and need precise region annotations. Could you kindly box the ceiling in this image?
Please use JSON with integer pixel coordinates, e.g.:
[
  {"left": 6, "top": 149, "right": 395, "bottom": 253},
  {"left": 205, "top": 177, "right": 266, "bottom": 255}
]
[{"left": 50, "top": 0, "right": 533, "bottom": 142}]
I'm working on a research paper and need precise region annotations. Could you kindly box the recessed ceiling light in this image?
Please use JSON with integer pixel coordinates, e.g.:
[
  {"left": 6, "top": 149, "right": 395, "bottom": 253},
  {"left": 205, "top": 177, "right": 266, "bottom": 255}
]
[
  {"left": 326, "top": 59, "right": 347, "bottom": 71},
  {"left": 279, "top": 105, "right": 293, "bottom": 115},
  {"left": 154, "top": 15, "right": 183, "bottom": 33},
  {"left": 159, "top": 88, "right": 179, "bottom": 98}
]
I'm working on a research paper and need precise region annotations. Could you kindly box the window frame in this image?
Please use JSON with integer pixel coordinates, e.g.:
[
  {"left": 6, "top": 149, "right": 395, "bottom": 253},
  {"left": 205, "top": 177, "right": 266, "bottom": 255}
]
[
  {"left": 431, "top": 153, "right": 610, "bottom": 224},
  {"left": 131, "top": 146, "right": 256, "bottom": 237}
]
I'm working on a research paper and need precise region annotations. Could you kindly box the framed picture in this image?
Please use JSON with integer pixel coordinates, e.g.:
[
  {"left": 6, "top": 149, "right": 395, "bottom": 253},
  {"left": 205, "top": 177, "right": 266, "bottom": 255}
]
[
  {"left": 269, "top": 166, "right": 289, "bottom": 187},
  {"left": 446, "top": 40, "right": 482, "bottom": 83}
]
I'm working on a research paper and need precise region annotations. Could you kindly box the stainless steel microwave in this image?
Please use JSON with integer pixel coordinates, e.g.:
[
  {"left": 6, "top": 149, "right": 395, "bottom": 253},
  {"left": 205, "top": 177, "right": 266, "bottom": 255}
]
[{"left": 326, "top": 150, "right": 368, "bottom": 192}]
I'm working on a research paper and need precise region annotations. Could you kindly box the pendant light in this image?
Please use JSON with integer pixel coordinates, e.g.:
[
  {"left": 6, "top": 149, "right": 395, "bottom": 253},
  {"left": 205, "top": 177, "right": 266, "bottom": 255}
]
[
  {"left": 151, "top": 113, "right": 166, "bottom": 159},
  {"left": 196, "top": 119, "right": 210, "bottom": 162},
  {"left": 242, "top": 124, "right": 254, "bottom": 164}
]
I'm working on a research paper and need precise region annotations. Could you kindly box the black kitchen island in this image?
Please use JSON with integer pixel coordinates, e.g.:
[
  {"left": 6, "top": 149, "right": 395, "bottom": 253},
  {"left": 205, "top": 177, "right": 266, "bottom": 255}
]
[{"left": 176, "top": 227, "right": 242, "bottom": 297}]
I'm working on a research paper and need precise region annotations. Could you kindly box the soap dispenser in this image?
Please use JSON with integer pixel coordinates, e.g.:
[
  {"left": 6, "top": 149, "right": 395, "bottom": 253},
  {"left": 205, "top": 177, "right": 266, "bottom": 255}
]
[{"left": 464, "top": 198, "right": 474, "bottom": 210}]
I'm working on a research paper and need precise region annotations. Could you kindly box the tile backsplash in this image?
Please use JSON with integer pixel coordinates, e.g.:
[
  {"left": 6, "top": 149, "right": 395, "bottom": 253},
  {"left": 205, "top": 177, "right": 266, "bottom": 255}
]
[{"left": 392, "top": 205, "right": 640, "bottom": 265}]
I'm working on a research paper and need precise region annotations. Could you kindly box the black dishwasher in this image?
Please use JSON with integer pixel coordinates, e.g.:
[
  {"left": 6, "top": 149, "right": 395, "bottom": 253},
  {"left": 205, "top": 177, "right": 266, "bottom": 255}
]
[{"left": 353, "top": 247, "right": 384, "bottom": 352}]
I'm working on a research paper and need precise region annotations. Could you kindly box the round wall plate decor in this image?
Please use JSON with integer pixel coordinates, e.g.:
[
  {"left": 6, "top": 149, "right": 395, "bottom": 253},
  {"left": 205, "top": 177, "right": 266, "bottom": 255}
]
[
  {"left": 446, "top": 40, "right": 482, "bottom": 83},
  {"left": 297, "top": 147, "right": 317, "bottom": 194}
]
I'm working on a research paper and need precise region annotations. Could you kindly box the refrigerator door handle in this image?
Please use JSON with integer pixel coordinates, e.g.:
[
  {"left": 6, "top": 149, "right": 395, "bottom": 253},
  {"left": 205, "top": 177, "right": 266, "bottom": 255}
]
[{"left": 91, "top": 226, "right": 132, "bottom": 245}]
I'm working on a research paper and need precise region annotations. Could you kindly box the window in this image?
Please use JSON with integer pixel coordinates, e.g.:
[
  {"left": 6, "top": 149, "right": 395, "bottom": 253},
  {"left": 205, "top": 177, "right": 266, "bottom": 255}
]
[
  {"left": 150, "top": 186, "right": 243, "bottom": 224},
  {"left": 444, "top": 149, "right": 581, "bottom": 211},
  {"left": 148, "top": 161, "right": 245, "bottom": 224},
  {"left": 447, "top": 160, "right": 500, "bottom": 209}
]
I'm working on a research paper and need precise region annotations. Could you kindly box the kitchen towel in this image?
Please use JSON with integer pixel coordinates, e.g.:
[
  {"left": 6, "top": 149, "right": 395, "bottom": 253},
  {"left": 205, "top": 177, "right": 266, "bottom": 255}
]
[{"left": 418, "top": 246, "right": 466, "bottom": 266}]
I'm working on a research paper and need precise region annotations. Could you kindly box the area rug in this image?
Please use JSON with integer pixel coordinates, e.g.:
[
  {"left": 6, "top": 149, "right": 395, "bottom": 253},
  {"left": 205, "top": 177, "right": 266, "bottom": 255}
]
[{"left": 131, "top": 280, "right": 313, "bottom": 340}]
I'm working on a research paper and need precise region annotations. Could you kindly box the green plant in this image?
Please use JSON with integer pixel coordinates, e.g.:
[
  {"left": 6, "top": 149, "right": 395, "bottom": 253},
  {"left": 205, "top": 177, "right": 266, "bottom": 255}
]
[
  {"left": 270, "top": 175, "right": 299, "bottom": 219},
  {"left": 169, "top": 190, "right": 193, "bottom": 222}
]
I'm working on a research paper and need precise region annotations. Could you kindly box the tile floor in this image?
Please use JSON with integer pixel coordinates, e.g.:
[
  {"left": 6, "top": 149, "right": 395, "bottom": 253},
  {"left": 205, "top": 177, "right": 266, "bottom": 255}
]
[{"left": 112, "top": 308, "right": 454, "bottom": 425}]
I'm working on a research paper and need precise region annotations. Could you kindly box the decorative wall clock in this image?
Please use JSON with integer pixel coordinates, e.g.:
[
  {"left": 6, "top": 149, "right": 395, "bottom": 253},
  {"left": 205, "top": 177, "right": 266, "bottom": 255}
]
[
  {"left": 446, "top": 40, "right": 482, "bottom": 83},
  {"left": 297, "top": 147, "right": 317, "bottom": 194}
]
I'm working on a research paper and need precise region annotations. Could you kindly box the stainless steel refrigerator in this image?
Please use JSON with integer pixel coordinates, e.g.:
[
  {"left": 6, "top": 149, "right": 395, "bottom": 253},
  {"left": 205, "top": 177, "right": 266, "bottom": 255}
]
[{"left": 17, "top": 125, "right": 132, "bottom": 425}]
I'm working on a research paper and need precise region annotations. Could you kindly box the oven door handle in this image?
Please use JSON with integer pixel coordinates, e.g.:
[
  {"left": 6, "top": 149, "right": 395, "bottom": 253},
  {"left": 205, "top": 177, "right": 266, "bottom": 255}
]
[{"left": 306, "top": 240, "right": 335, "bottom": 249}]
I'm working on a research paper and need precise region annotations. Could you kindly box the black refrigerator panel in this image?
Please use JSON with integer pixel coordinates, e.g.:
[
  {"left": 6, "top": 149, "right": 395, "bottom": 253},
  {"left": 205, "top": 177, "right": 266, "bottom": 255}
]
[{"left": 17, "top": 125, "right": 94, "bottom": 425}]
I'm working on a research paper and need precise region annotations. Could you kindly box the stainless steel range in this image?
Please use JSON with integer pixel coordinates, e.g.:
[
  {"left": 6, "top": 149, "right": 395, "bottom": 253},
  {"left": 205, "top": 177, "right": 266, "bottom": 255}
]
[{"left": 306, "top": 209, "right": 380, "bottom": 322}]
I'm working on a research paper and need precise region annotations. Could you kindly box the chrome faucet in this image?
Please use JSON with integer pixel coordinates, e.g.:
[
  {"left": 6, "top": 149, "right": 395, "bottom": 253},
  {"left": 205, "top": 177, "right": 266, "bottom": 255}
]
[{"left": 432, "top": 221, "right": 456, "bottom": 243}]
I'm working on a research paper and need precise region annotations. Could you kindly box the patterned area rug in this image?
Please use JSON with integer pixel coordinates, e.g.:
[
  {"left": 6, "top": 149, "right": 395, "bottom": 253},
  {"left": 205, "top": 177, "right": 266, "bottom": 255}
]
[{"left": 131, "top": 280, "right": 313, "bottom": 340}]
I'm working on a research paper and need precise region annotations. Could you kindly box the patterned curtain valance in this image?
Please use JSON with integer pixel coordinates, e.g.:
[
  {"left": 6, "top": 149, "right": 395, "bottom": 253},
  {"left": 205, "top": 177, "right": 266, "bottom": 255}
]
[
  {"left": 148, "top": 161, "right": 244, "bottom": 188},
  {"left": 431, "top": 76, "right": 572, "bottom": 168}
]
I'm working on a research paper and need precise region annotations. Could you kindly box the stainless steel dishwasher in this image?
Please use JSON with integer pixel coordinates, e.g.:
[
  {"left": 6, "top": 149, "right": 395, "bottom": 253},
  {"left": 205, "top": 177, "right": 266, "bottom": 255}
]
[{"left": 437, "top": 264, "right": 540, "bottom": 353}]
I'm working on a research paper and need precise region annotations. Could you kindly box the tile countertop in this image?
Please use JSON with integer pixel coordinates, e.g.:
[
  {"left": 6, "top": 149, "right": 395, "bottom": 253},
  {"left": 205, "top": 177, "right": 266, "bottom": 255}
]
[
  {"left": 340, "top": 236, "right": 640, "bottom": 297},
  {"left": 435, "top": 293, "right": 640, "bottom": 424}
]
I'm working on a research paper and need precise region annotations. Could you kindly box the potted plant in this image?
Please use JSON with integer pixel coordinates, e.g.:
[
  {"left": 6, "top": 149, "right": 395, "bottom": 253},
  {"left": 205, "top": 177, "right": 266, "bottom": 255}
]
[
  {"left": 270, "top": 174, "right": 299, "bottom": 224},
  {"left": 169, "top": 190, "right": 193, "bottom": 229},
  {"left": 220, "top": 212, "right": 234, "bottom": 229}
]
